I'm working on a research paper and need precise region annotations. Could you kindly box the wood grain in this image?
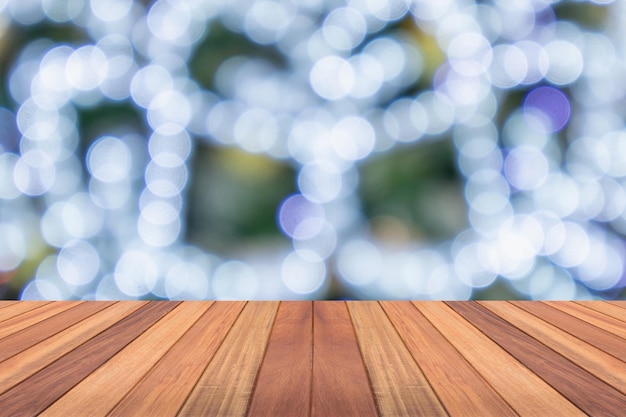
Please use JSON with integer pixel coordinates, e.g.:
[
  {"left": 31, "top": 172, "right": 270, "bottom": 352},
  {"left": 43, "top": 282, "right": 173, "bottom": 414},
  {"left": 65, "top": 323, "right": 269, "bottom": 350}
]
[
  {"left": 0, "top": 301, "right": 18, "bottom": 310},
  {"left": 312, "top": 302, "right": 378, "bottom": 417},
  {"left": 448, "top": 301, "right": 626, "bottom": 416},
  {"left": 0, "top": 301, "right": 178, "bottom": 417},
  {"left": 0, "top": 301, "right": 79, "bottom": 340},
  {"left": 512, "top": 301, "right": 626, "bottom": 361},
  {"left": 381, "top": 301, "right": 516, "bottom": 417},
  {"left": 40, "top": 302, "right": 210, "bottom": 416},
  {"left": 0, "top": 301, "right": 50, "bottom": 323},
  {"left": 547, "top": 301, "right": 626, "bottom": 339},
  {"left": 247, "top": 301, "right": 313, "bottom": 417},
  {"left": 177, "top": 302, "right": 278, "bottom": 417},
  {"left": 414, "top": 301, "right": 584, "bottom": 417},
  {"left": 0, "top": 302, "right": 144, "bottom": 395},
  {"left": 0, "top": 300, "right": 623, "bottom": 416},
  {"left": 607, "top": 301, "right": 626, "bottom": 310},
  {"left": 575, "top": 301, "right": 626, "bottom": 323},
  {"left": 110, "top": 302, "right": 245, "bottom": 417},
  {"left": 480, "top": 301, "right": 626, "bottom": 395},
  {"left": 348, "top": 301, "right": 447, "bottom": 417},
  {"left": 0, "top": 302, "right": 111, "bottom": 362}
]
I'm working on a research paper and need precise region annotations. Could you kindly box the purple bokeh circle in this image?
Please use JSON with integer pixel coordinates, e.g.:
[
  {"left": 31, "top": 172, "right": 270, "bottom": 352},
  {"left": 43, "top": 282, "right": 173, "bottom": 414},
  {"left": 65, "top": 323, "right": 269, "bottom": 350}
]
[{"left": 523, "top": 86, "right": 571, "bottom": 133}]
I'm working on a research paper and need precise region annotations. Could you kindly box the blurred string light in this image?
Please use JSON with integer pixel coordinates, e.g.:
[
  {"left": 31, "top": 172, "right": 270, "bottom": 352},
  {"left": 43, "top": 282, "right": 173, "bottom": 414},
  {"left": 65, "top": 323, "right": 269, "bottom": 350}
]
[{"left": 0, "top": 0, "right": 625, "bottom": 300}]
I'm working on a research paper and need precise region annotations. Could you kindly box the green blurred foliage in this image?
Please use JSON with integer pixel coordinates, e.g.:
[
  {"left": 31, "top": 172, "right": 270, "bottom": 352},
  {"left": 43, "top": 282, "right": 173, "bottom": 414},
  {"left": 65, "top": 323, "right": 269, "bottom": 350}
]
[
  {"left": 186, "top": 145, "right": 296, "bottom": 254},
  {"left": 360, "top": 141, "right": 466, "bottom": 243}
]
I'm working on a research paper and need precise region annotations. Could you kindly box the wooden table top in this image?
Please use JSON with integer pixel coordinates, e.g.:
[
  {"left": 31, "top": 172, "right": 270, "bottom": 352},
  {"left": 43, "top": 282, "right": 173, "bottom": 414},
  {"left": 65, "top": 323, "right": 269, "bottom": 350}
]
[{"left": 0, "top": 301, "right": 624, "bottom": 416}]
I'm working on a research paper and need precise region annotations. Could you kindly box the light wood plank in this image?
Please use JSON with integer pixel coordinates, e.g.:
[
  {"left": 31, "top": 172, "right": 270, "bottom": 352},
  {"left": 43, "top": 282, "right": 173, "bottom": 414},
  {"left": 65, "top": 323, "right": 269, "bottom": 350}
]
[
  {"left": 513, "top": 301, "right": 626, "bottom": 361},
  {"left": 40, "top": 302, "right": 210, "bottom": 417},
  {"left": 449, "top": 302, "right": 626, "bottom": 416},
  {"left": 0, "top": 302, "right": 144, "bottom": 395},
  {"left": 348, "top": 301, "right": 447, "bottom": 417},
  {"left": 382, "top": 301, "right": 517, "bottom": 417},
  {"left": 414, "top": 302, "right": 584, "bottom": 417},
  {"left": 0, "top": 302, "right": 179, "bottom": 417},
  {"left": 481, "top": 301, "right": 626, "bottom": 395},
  {"left": 0, "top": 301, "right": 79, "bottom": 340},
  {"left": 312, "top": 302, "right": 378, "bottom": 417},
  {"left": 110, "top": 302, "right": 245, "bottom": 417},
  {"left": 0, "top": 302, "right": 51, "bottom": 323},
  {"left": 548, "top": 301, "right": 626, "bottom": 339},
  {"left": 177, "top": 302, "right": 278, "bottom": 417},
  {"left": 0, "top": 302, "right": 112, "bottom": 362},
  {"left": 248, "top": 302, "right": 313, "bottom": 417},
  {"left": 575, "top": 301, "right": 626, "bottom": 324},
  {"left": 0, "top": 301, "right": 18, "bottom": 310},
  {"left": 607, "top": 301, "right": 626, "bottom": 310}
]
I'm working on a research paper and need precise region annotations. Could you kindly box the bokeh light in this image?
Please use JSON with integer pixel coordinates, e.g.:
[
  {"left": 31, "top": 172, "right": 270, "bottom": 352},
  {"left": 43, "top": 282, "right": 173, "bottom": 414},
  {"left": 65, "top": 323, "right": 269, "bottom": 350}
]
[{"left": 0, "top": 0, "right": 625, "bottom": 301}]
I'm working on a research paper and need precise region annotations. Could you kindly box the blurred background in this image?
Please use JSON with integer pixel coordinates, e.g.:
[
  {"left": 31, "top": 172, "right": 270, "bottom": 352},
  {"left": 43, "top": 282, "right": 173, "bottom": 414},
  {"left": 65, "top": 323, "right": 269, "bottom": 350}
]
[{"left": 0, "top": 0, "right": 625, "bottom": 300}]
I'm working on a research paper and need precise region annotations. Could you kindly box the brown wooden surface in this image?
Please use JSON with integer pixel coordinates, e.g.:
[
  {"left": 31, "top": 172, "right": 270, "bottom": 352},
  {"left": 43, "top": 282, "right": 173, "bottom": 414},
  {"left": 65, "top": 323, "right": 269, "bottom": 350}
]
[
  {"left": 0, "top": 301, "right": 624, "bottom": 416},
  {"left": 247, "top": 301, "right": 312, "bottom": 417},
  {"left": 512, "top": 301, "right": 626, "bottom": 362},
  {"left": 177, "top": 302, "right": 279, "bottom": 417},
  {"left": 313, "top": 302, "right": 378, "bottom": 417},
  {"left": 479, "top": 301, "right": 626, "bottom": 395},
  {"left": 414, "top": 301, "right": 585, "bottom": 417},
  {"left": 551, "top": 301, "right": 626, "bottom": 339},
  {"left": 381, "top": 301, "right": 517, "bottom": 417},
  {"left": 449, "top": 302, "right": 625, "bottom": 416},
  {"left": 110, "top": 302, "right": 244, "bottom": 417},
  {"left": 577, "top": 301, "right": 626, "bottom": 322}
]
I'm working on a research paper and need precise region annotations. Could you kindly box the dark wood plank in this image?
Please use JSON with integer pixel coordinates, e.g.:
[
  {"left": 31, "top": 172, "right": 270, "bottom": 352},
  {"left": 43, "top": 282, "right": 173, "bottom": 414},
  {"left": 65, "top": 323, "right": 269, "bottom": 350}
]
[
  {"left": 312, "top": 302, "right": 378, "bottom": 417},
  {"left": 548, "top": 301, "right": 626, "bottom": 339},
  {"left": 0, "top": 302, "right": 79, "bottom": 339},
  {"left": 0, "top": 302, "right": 144, "bottom": 395},
  {"left": 0, "top": 302, "right": 51, "bottom": 323},
  {"left": 448, "top": 301, "right": 626, "bottom": 416},
  {"left": 0, "top": 301, "right": 179, "bottom": 417},
  {"left": 512, "top": 301, "right": 626, "bottom": 361},
  {"left": 177, "top": 302, "right": 278, "bottom": 417},
  {"left": 41, "top": 302, "right": 211, "bottom": 416},
  {"left": 348, "top": 301, "right": 446, "bottom": 417},
  {"left": 381, "top": 301, "right": 517, "bottom": 417},
  {"left": 414, "top": 302, "right": 584, "bottom": 416},
  {"left": 0, "top": 302, "right": 113, "bottom": 362},
  {"left": 575, "top": 301, "right": 626, "bottom": 324},
  {"left": 248, "top": 301, "right": 313, "bottom": 417},
  {"left": 481, "top": 301, "right": 626, "bottom": 395},
  {"left": 110, "top": 302, "right": 245, "bottom": 417}
]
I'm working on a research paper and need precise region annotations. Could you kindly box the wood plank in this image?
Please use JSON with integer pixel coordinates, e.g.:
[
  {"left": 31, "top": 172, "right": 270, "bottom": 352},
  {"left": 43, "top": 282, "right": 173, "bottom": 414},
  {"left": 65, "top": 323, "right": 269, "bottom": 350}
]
[
  {"left": 480, "top": 301, "right": 626, "bottom": 395},
  {"left": 0, "top": 302, "right": 145, "bottom": 395},
  {"left": 512, "top": 301, "right": 626, "bottom": 361},
  {"left": 0, "top": 301, "right": 179, "bottom": 417},
  {"left": 414, "top": 301, "right": 584, "bottom": 417},
  {"left": 40, "top": 302, "right": 211, "bottom": 417},
  {"left": 607, "top": 301, "right": 626, "bottom": 309},
  {"left": 381, "top": 301, "right": 517, "bottom": 417},
  {"left": 576, "top": 301, "right": 626, "bottom": 323},
  {"left": 0, "top": 301, "right": 50, "bottom": 323},
  {"left": 0, "top": 301, "right": 79, "bottom": 339},
  {"left": 177, "top": 302, "right": 278, "bottom": 417},
  {"left": 0, "top": 302, "right": 112, "bottom": 362},
  {"left": 312, "top": 302, "right": 378, "bottom": 417},
  {"left": 0, "top": 301, "right": 18, "bottom": 310},
  {"left": 247, "top": 302, "right": 313, "bottom": 417},
  {"left": 347, "top": 301, "right": 447, "bottom": 417},
  {"left": 109, "top": 302, "right": 245, "bottom": 417},
  {"left": 448, "top": 302, "right": 626, "bottom": 417},
  {"left": 547, "top": 301, "right": 626, "bottom": 339}
]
